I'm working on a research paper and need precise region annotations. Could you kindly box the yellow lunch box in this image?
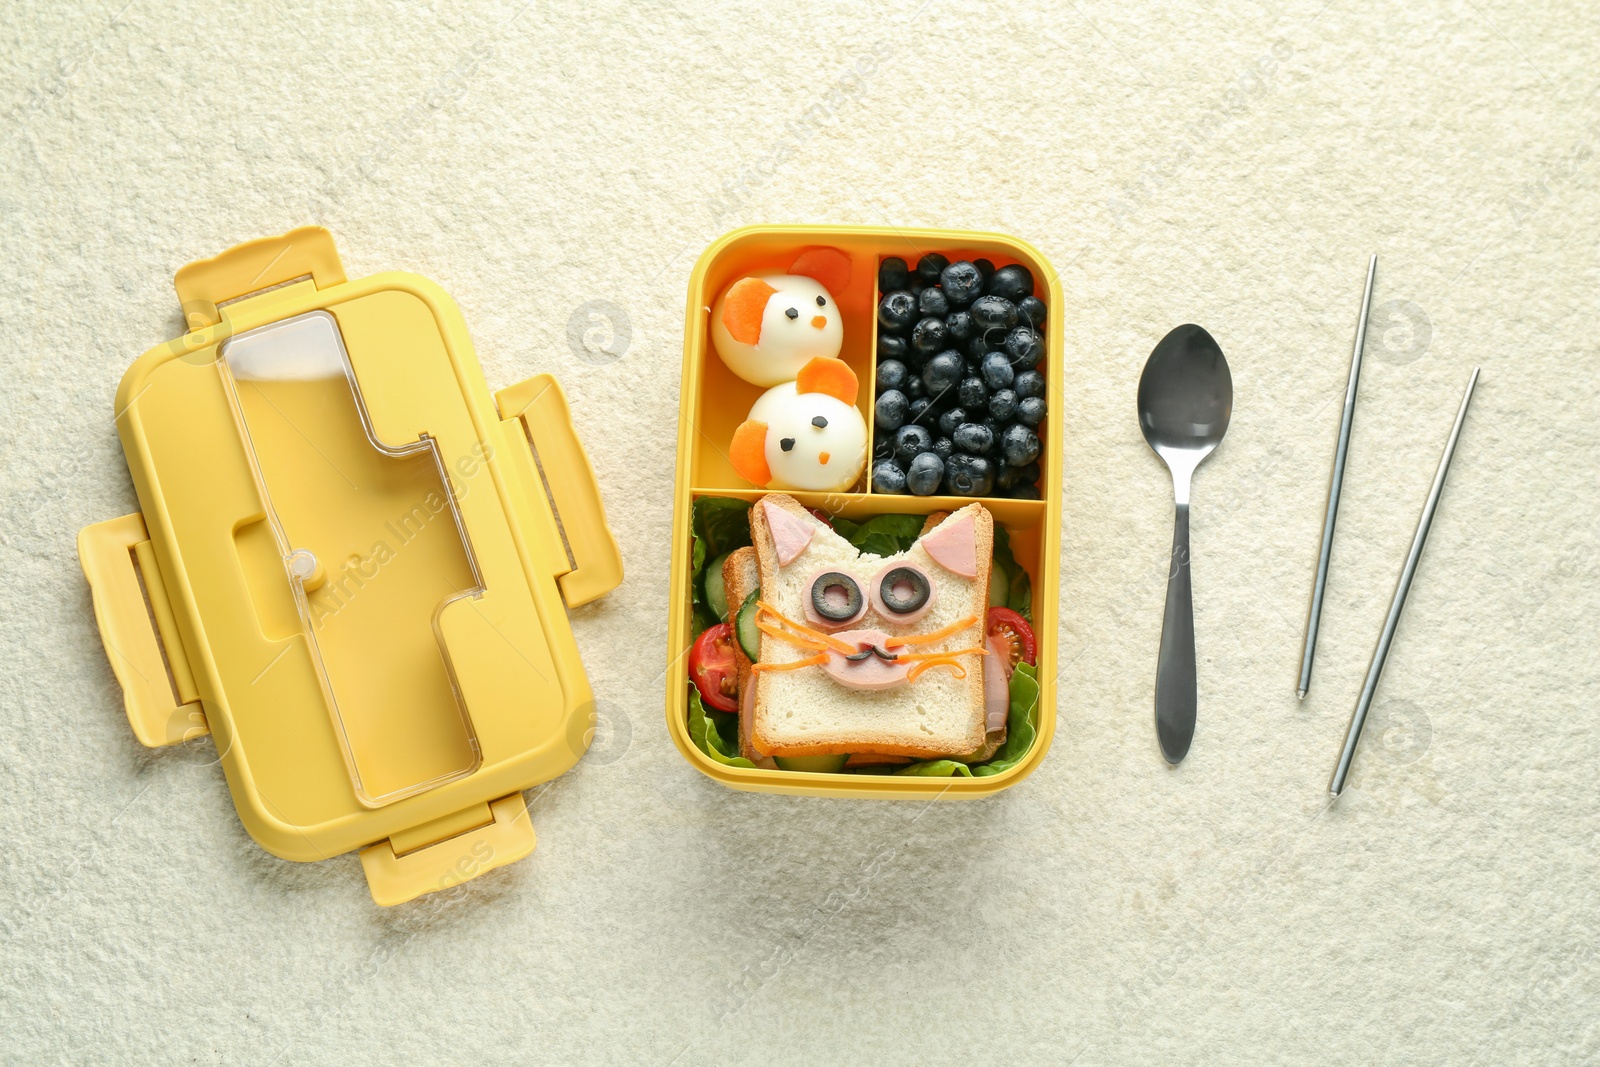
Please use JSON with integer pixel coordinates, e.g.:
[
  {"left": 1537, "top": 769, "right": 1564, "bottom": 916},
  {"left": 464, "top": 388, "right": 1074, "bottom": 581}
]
[
  {"left": 78, "top": 226, "right": 622, "bottom": 905},
  {"left": 665, "top": 225, "right": 1062, "bottom": 798}
]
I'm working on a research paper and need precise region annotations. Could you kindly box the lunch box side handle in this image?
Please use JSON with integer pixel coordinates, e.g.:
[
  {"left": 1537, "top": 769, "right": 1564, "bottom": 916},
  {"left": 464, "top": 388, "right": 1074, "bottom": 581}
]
[
  {"left": 77, "top": 513, "right": 209, "bottom": 748},
  {"left": 359, "top": 792, "right": 536, "bottom": 907},
  {"left": 496, "top": 374, "right": 623, "bottom": 607},
  {"left": 174, "top": 225, "right": 347, "bottom": 331}
]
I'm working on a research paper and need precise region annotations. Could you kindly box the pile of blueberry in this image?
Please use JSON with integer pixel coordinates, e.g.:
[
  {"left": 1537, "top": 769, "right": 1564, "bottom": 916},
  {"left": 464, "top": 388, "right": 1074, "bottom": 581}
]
[{"left": 871, "top": 254, "right": 1045, "bottom": 498}]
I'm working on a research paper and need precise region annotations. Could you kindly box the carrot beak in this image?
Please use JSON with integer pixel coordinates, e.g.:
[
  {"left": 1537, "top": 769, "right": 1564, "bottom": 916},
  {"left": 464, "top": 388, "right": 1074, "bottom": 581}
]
[{"left": 810, "top": 315, "right": 826, "bottom": 329}]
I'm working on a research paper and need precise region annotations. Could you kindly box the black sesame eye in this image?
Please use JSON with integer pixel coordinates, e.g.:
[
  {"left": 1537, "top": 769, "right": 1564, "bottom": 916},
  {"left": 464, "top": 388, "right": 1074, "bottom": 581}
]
[
  {"left": 878, "top": 567, "right": 930, "bottom": 614},
  {"left": 811, "top": 416, "right": 828, "bottom": 428},
  {"left": 785, "top": 307, "right": 799, "bottom": 319},
  {"left": 780, "top": 437, "right": 795, "bottom": 452},
  {"left": 810, "top": 572, "right": 863, "bottom": 622},
  {"left": 816, "top": 295, "right": 826, "bottom": 306}
]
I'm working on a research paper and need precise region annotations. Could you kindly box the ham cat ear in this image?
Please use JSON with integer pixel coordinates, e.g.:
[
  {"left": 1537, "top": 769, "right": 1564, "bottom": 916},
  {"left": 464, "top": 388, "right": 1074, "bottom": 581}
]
[
  {"left": 796, "top": 356, "right": 858, "bottom": 406},
  {"left": 787, "top": 246, "right": 852, "bottom": 297},
  {"left": 721, "top": 277, "right": 778, "bottom": 345},
  {"left": 729, "top": 419, "right": 772, "bottom": 486},
  {"left": 761, "top": 499, "right": 815, "bottom": 566},
  {"left": 921, "top": 512, "right": 978, "bottom": 577}
]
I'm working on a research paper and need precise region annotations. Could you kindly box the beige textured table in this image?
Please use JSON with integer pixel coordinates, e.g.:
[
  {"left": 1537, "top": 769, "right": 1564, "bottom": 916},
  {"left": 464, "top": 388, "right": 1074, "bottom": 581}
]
[{"left": 2, "top": 2, "right": 1596, "bottom": 1063}]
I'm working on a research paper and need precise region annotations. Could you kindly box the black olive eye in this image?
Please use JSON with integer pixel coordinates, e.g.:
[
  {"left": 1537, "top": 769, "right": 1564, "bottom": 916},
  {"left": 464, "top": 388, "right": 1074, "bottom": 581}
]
[
  {"left": 810, "top": 572, "right": 863, "bottom": 622},
  {"left": 816, "top": 295, "right": 826, "bottom": 306},
  {"left": 785, "top": 307, "right": 799, "bottom": 319},
  {"left": 878, "top": 567, "right": 930, "bottom": 614},
  {"left": 811, "top": 416, "right": 828, "bottom": 428}
]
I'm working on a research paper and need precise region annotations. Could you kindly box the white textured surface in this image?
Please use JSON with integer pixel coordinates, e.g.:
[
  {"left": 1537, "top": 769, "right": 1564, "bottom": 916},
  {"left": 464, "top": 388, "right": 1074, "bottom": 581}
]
[{"left": 2, "top": 2, "right": 1597, "bottom": 1063}]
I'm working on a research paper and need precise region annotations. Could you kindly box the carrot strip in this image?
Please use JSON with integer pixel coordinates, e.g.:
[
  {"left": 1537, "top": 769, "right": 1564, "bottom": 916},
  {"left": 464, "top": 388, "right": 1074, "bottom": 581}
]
[
  {"left": 756, "top": 602, "right": 856, "bottom": 654},
  {"left": 896, "top": 646, "right": 988, "bottom": 662},
  {"left": 907, "top": 659, "right": 967, "bottom": 683},
  {"left": 752, "top": 653, "right": 828, "bottom": 673},
  {"left": 885, "top": 616, "right": 979, "bottom": 649}
]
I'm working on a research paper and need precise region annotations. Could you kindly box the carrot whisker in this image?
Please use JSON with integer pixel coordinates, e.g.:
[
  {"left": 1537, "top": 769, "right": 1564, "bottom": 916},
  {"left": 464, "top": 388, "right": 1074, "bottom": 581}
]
[{"left": 884, "top": 616, "right": 979, "bottom": 649}]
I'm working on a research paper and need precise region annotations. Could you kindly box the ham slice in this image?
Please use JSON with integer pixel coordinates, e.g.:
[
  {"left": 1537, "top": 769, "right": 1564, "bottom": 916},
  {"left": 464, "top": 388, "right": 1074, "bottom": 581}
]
[
  {"left": 984, "top": 636, "right": 1012, "bottom": 733},
  {"left": 762, "top": 500, "right": 814, "bottom": 566},
  {"left": 922, "top": 512, "right": 977, "bottom": 577}
]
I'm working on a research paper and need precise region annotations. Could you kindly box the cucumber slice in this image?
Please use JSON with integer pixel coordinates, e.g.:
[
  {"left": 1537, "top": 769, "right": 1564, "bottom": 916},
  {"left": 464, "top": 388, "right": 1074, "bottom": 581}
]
[
  {"left": 989, "top": 556, "right": 1012, "bottom": 608},
  {"left": 735, "top": 590, "right": 761, "bottom": 662},
  {"left": 704, "top": 551, "right": 731, "bottom": 621},
  {"left": 775, "top": 753, "right": 850, "bottom": 773}
]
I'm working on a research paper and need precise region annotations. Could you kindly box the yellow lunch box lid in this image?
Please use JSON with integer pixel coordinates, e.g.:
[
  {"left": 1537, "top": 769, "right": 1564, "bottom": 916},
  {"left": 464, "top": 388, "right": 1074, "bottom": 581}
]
[{"left": 77, "top": 226, "right": 622, "bottom": 906}]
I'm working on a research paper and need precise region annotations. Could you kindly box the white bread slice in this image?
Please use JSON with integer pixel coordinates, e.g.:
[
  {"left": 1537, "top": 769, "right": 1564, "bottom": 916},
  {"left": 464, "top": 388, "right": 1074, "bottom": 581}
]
[
  {"left": 748, "top": 494, "right": 994, "bottom": 758},
  {"left": 721, "top": 547, "right": 776, "bottom": 767}
]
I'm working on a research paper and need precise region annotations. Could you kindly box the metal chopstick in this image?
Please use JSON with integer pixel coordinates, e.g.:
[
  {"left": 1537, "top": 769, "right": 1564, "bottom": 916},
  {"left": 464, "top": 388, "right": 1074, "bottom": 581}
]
[
  {"left": 1299, "top": 254, "right": 1377, "bottom": 700},
  {"left": 1329, "top": 367, "right": 1480, "bottom": 798}
]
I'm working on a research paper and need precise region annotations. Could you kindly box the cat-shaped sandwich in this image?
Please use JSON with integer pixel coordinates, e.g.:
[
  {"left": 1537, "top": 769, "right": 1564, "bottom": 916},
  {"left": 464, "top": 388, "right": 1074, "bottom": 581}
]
[{"left": 722, "top": 494, "right": 1011, "bottom": 765}]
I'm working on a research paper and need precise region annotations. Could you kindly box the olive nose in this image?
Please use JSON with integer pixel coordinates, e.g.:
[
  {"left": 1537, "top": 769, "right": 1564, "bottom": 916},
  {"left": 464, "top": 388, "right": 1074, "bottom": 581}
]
[{"left": 810, "top": 315, "right": 826, "bottom": 329}]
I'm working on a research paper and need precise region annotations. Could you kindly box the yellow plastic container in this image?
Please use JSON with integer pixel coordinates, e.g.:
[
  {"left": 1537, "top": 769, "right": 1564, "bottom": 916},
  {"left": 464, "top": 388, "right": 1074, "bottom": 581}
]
[
  {"left": 665, "top": 225, "right": 1062, "bottom": 797},
  {"left": 78, "top": 227, "right": 622, "bottom": 905}
]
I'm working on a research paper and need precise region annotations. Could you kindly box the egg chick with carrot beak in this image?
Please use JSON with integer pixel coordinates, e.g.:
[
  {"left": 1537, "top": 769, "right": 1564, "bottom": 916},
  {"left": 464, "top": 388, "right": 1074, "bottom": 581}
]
[
  {"left": 710, "top": 247, "right": 852, "bottom": 387},
  {"left": 730, "top": 357, "right": 867, "bottom": 493}
]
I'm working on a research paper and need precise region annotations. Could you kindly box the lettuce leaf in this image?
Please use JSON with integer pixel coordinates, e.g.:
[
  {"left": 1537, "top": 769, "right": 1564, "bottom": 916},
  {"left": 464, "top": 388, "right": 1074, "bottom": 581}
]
[
  {"left": 687, "top": 687, "right": 755, "bottom": 767},
  {"left": 972, "top": 661, "right": 1039, "bottom": 777},
  {"left": 893, "top": 662, "right": 1041, "bottom": 778},
  {"left": 830, "top": 513, "right": 925, "bottom": 557},
  {"left": 690, "top": 497, "right": 753, "bottom": 637}
]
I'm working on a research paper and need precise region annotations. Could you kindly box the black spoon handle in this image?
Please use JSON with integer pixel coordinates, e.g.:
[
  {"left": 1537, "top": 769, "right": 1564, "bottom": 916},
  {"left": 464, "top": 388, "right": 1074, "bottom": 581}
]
[{"left": 1155, "top": 503, "right": 1197, "bottom": 764}]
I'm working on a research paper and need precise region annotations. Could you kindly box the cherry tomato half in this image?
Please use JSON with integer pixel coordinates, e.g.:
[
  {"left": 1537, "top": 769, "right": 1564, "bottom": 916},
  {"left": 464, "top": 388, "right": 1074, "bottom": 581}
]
[
  {"left": 806, "top": 507, "right": 835, "bottom": 528},
  {"left": 689, "top": 623, "right": 740, "bottom": 712},
  {"left": 986, "top": 607, "right": 1037, "bottom": 670}
]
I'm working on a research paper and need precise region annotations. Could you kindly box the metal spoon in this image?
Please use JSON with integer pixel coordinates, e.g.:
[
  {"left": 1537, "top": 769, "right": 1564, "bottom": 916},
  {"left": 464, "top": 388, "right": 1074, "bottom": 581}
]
[{"left": 1138, "top": 324, "right": 1234, "bottom": 764}]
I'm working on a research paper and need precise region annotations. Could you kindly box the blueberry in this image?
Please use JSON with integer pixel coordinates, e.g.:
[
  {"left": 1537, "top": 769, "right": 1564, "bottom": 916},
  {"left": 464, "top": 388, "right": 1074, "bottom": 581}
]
[
  {"left": 1018, "top": 296, "right": 1047, "bottom": 327},
  {"left": 957, "top": 376, "right": 989, "bottom": 408},
  {"left": 945, "top": 310, "right": 974, "bottom": 344},
  {"left": 1018, "top": 461, "right": 1041, "bottom": 484},
  {"left": 873, "top": 437, "right": 893, "bottom": 462},
  {"left": 945, "top": 454, "right": 994, "bottom": 496},
  {"left": 988, "top": 264, "right": 1034, "bottom": 302},
  {"left": 996, "top": 461, "right": 1020, "bottom": 490},
  {"left": 974, "top": 258, "right": 995, "bottom": 284},
  {"left": 872, "top": 459, "right": 907, "bottom": 494},
  {"left": 981, "top": 417, "right": 1005, "bottom": 451},
  {"left": 915, "top": 252, "right": 949, "bottom": 284},
  {"left": 1013, "top": 369, "right": 1045, "bottom": 399},
  {"left": 878, "top": 256, "right": 909, "bottom": 293},
  {"left": 878, "top": 333, "right": 909, "bottom": 362},
  {"left": 905, "top": 374, "right": 926, "bottom": 399},
  {"left": 874, "top": 389, "right": 908, "bottom": 431},
  {"left": 1001, "top": 424, "right": 1041, "bottom": 467},
  {"left": 931, "top": 436, "right": 955, "bottom": 461},
  {"left": 876, "top": 359, "right": 908, "bottom": 394},
  {"left": 911, "top": 316, "right": 949, "bottom": 356},
  {"left": 878, "top": 291, "right": 917, "bottom": 334},
  {"left": 906, "top": 452, "right": 944, "bottom": 495},
  {"left": 1016, "top": 396, "right": 1046, "bottom": 427},
  {"left": 918, "top": 286, "right": 950, "bottom": 317},
  {"left": 909, "top": 281, "right": 926, "bottom": 298},
  {"left": 1003, "top": 327, "right": 1043, "bottom": 369},
  {"left": 937, "top": 406, "right": 967, "bottom": 437},
  {"left": 988, "top": 388, "right": 1018, "bottom": 421},
  {"left": 908, "top": 397, "right": 932, "bottom": 424},
  {"left": 981, "top": 351, "right": 1015, "bottom": 390},
  {"left": 922, "top": 350, "right": 963, "bottom": 394},
  {"left": 893, "top": 424, "right": 933, "bottom": 464},
  {"left": 965, "top": 333, "right": 994, "bottom": 362},
  {"left": 1007, "top": 483, "right": 1041, "bottom": 500},
  {"left": 939, "top": 261, "right": 984, "bottom": 306},
  {"left": 970, "top": 295, "right": 1019, "bottom": 334},
  {"left": 952, "top": 422, "right": 994, "bottom": 455}
]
